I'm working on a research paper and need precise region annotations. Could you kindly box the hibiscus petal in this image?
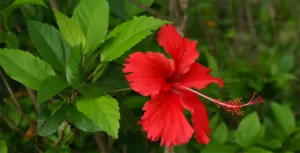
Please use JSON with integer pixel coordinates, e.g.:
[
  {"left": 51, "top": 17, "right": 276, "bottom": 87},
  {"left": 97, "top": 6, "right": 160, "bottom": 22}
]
[
  {"left": 139, "top": 91, "right": 194, "bottom": 147},
  {"left": 157, "top": 25, "right": 199, "bottom": 75},
  {"left": 123, "top": 52, "right": 175, "bottom": 96},
  {"left": 178, "top": 63, "right": 223, "bottom": 90},
  {"left": 179, "top": 90, "right": 210, "bottom": 144}
]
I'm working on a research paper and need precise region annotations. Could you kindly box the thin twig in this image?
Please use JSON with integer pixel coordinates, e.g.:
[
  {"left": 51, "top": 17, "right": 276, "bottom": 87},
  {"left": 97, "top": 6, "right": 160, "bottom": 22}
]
[
  {"left": 0, "top": 112, "right": 24, "bottom": 135},
  {"left": 26, "top": 87, "right": 40, "bottom": 114},
  {"left": 49, "top": 0, "right": 59, "bottom": 10},
  {"left": 53, "top": 121, "right": 69, "bottom": 147},
  {"left": 127, "top": 0, "right": 171, "bottom": 21},
  {"left": 94, "top": 132, "right": 108, "bottom": 153},
  {"left": 0, "top": 70, "right": 31, "bottom": 123}
]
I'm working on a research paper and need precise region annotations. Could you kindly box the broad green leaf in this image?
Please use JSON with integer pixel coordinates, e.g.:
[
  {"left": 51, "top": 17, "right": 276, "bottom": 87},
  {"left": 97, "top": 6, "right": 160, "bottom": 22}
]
[
  {"left": 66, "top": 45, "right": 82, "bottom": 85},
  {"left": 271, "top": 102, "right": 296, "bottom": 135},
  {"left": 76, "top": 95, "right": 120, "bottom": 138},
  {"left": 37, "top": 76, "right": 69, "bottom": 104},
  {"left": 201, "top": 140, "right": 238, "bottom": 153},
  {"left": 48, "top": 101, "right": 64, "bottom": 115},
  {"left": 0, "top": 140, "right": 7, "bottom": 153},
  {"left": 38, "top": 106, "right": 67, "bottom": 136},
  {"left": 236, "top": 112, "right": 261, "bottom": 148},
  {"left": 72, "top": 0, "right": 109, "bottom": 54},
  {"left": 279, "top": 54, "right": 295, "bottom": 72},
  {"left": 67, "top": 106, "right": 102, "bottom": 132},
  {"left": 212, "top": 122, "right": 229, "bottom": 144},
  {"left": 54, "top": 10, "right": 86, "bottom": 47},
  {"left": 125, "top": 0, "right": 153, "bottom": 18},
  {"left": 100, "top": 16, "right": 170, "bottom": 61},
  {"left": 2, "top": 0, "right": 46, "bottom": 17},
  {"left": 243, "top": 147, "right": 273, "bottom": 153},
  {"left": 28, "top": 21, "right": 70, "bottom": 71},
  {"left": 0, "top": 49, "right": 55, "bottom": 90}
]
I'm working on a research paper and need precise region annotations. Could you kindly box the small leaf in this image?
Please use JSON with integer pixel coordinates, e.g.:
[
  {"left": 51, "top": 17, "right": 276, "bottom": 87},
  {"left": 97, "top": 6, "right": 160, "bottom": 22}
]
[
  {"left": 201, "top": 140, "right": 238, "bottom": 153},
  {"left": 76, "top": 95, "right": 120, "bottom": 138},
  {"left": 125, "top": 0, "right": 153, "bottom": 18},
  {"left": 261, "top": 139, "right": 282, "bottom": 149},
  {"left": 75, "top": 84, "right": 105, "bottom": 98},
  {"left": 289, "top": 131, "right": 300, "bottom": 151},
  {"left": 38, "top": 106, "right": 67, "bottom": 136},
  {"left": 212, "top": 122, "right": 229, "bottom": 144},
  {"left": 100, "top": 16, "right": 170, "bottom": 61},
  {"left": 201, "top": 46, "right": 218, "bottom": 77},
  {"left": 67, "top": 106, "right": 102, "bottom": 132},
  {"left": 0, "top": 32, "right": 19, "bottom": 49},
  {"left": 72, "top": 0, "right": 109, "bottom": 54},
  {"left": 271, "top": 102, "right": 296, "bottom": 136},
  {"left": 209, "top": 113, "right": 220, "bottom": 132},
  {"left": 27, "top": 20, "right": 70, "bottom": 71},
  {"left": 236, "top": 112, "right": 261, "bottom": 148},
  {"left": 92, "top": 62, "right": 108, "bottom": 82},
  {"left": 2, "top": 0, "right": 46, "bottom": 17},
  {"left": 243, "top": 147, "right": 273, "bottom": 153},
  {"left": 0, "top": 49, "right": 55, "bottom": 90},
  {"left": 279, "top": 54, "right": 295, "bottom": 72},
  {"left": 0, "top": 140, "right": 7, "bottom": 153},
  {"left": 54, "top": 10, "right": 86, "bottom": 47},
  {"left": 37, "top": 76, "right": 69, "bottom": 104}
]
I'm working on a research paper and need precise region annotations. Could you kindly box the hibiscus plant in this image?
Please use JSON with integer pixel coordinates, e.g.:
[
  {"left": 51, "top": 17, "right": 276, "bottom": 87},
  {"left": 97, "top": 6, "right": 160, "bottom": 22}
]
[{"left": 0, "top": 0, "right": 299, "bottom": 153}]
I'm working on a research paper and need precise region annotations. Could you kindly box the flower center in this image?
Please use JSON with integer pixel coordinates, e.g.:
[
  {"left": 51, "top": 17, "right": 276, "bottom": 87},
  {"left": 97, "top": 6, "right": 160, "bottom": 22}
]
[{"left": 175, "top": 85, "right": 264, "bottom": 115}]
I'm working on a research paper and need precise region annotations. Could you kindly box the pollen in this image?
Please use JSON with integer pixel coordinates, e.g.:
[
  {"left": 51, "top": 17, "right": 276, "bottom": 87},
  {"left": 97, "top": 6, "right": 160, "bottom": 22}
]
[{"left": 216, "top": 98, "right": 244, "bottom": 115}]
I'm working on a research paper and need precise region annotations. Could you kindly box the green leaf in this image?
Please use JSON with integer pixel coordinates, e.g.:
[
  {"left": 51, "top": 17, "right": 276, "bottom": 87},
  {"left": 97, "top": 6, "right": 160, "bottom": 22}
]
[
  {"left": 0, "top": 49, "right": 55, "bottom": 90},
  {"left": 54, "top": 10, "right": 86, "bottom": 47},
  {"left": 201, "top": 140, "right": 238, "bottom": 153},
  {"left": 1, "top": 101, "right": 21, "bottom": 128},
  {"left": 243, "top": 147, "right": 273, "bottom": 153},
  {"left": 0, "top": 32, "right": 19, "bottom": 49},
  {"left": 279, "top": 54, "right": 295, "bottom": 72},
  {"left": 28, "top": 21, "right": 70, "bottom": 71},
  {"left": 201, "top": 46, "right": 218, "bottom": 77},
  {"left": 289, "top": 131, "right": 300, "bottom": 151},
  {"left": 0, "top": 140, "right": 7, "bottom": 153},
  {"left": 125, "top": 0, "right": 153, "bottom": 18},
  {"left": 76, "top": 95, "right": 120, "bottom": 138},
  {"left": 67, "top": 106, "right": 102, "bottom": 132},
  {"left": 100, "top": 16, "right": 170, "bottom": 61},
  {"left": 38, "top": 106, "right": 67, "bottom": 136},
  {"left": 66, "top": 45, "right": 82, "bottom": 85},
  {"left": 212, "top": 122, "right": 229, "bottom": 144},
  {"left": 2, "top": 0, "right": 46, "bottom": 17},
  {"left": 37, "top": 76, "right": 69, "bottom": 104},
  {"left": 75, "top": 84, "right": 105, "bottom": 98},
  {"left": 48, "top": 101, "right": 64, "bottom": 115},
  {"left": 92, "top": 62, "right": 108, "bottom": 82},
  {"left": 121, "top": 95, "right": 148, "bottom": 109},
  {"left": 236, "top": 112, "right": 261, "bottom": 148},
  {"left": 209, "top": 113, "right": 220, "bottom": 132},
  {"left": 261, "top": 139, "right": 282, "bottom": 149},
  {"left": 72, "top": 0, "right": 109, "bottom": 54},
  {"left": 271, "top": 102, "right": 296, "bottom": 135}
]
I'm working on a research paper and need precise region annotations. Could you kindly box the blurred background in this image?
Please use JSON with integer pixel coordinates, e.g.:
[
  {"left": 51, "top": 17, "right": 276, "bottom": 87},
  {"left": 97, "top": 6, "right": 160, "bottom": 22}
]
[{"left": 0, "top": 0, "right": 300, "bottom": 153}]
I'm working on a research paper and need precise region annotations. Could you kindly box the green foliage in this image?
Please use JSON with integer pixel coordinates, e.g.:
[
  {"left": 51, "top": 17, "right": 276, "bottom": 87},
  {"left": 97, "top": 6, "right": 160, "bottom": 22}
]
[
  {"left": 1, "top": 0, "right": 46, "bottom": 17},
  {"left": 72, "top": 0, "right": 109, "bottom": 54},
  {"left": 54, "top": 10, "right": 86, "bottom": 48},
  {"left": 271, "top": 102, "right": 296, "bottom": 136},
  {"left": 0, "top": 49, "right": 55, "bottom": 90},
  {"left": 27, "top": 20, "right": 70, "bottom": 71},
  {"left": 100, "top": 16, "right": 170, "bottom": 61},
  {"left": 236, "top": 112, "right": 261, "bottom": 148},
  {"left": 37, "top": 76, "right": 69, "bottom": 104},
  {"left": 0, "top": 140, "right": 8, "bottom": 153},
  {"left": 76, "top": 95, "right": 120, "bottom": 138}
]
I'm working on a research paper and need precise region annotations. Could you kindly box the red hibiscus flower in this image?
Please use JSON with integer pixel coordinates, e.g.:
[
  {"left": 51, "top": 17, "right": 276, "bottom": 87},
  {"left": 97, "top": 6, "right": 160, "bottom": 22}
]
[{"left": 123, "top": 24, "right": 263, "bottom": 147}]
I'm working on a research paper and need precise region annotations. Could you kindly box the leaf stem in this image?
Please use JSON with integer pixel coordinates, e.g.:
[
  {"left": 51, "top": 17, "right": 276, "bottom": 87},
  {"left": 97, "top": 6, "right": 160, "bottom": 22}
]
[{"left": 105, "top": 88, "right": 132, "bottom": 94}]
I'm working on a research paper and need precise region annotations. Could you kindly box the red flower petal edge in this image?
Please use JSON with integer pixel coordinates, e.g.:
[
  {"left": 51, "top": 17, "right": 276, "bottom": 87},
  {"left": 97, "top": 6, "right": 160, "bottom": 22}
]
[{"left": 123, "top": 24, "right": 264, "bottom": 147}]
